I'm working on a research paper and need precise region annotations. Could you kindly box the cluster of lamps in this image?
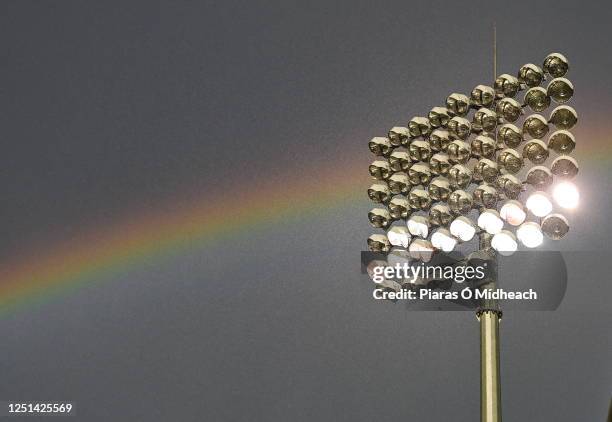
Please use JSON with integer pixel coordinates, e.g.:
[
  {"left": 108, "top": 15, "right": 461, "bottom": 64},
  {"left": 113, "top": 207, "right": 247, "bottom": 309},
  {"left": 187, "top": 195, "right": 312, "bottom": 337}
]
[{"left": 367, "top": 53, "right": 578, "bottom": 259}]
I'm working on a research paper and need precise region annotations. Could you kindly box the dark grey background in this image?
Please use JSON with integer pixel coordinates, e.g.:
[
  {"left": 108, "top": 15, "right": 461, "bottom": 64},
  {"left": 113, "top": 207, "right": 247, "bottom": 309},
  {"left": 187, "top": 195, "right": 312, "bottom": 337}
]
[{"left": 1, "top": 0, "right": 611, "bottom": 420}]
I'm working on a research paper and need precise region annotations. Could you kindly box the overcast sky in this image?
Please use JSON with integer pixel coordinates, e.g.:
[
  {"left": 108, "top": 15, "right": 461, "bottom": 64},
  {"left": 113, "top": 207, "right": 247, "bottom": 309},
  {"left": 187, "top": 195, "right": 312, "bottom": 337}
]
[{"left": 1, "top": 1, "right": 611, "bottom": 420}]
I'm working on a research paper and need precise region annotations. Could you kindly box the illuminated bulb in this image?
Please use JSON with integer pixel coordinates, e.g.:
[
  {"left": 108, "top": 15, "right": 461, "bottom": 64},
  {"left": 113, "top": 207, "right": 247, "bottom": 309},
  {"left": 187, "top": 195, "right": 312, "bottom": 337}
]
[
  {"left": 431, "top": 228, "right": 457, "bottom": 252},
  {"left": 478, "top": 209, "right": 504, "bottom": 235},
  {"left": 500, "top": 200, "right": 526, "bottom": 226},
  {"left": 387, "top": 226, "right": 411, "bottom": 248},
  {"left": 553, "top": 182, "right": 579, "bottom": 209},
  {"left": 517, "top": 222, "right": 544, "bottom": 248},
  {"left": 526, "top": 191, "right": 553, "bottom": 217},
  {"left": 407, "top": 216, "right": 429, "bottom": 238},
  {"left": 491, "top": 230, "right": 518, "bottom": 256},
  {"left": 450, "top": 216, "right": 476, "bottom": 242}
]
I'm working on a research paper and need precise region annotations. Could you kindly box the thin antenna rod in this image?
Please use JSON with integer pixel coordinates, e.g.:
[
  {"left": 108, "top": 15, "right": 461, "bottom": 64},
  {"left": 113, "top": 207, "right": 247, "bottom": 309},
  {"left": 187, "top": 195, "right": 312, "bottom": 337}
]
[{"left": 493, "top": 23, "right": 497, "bottom": 82}]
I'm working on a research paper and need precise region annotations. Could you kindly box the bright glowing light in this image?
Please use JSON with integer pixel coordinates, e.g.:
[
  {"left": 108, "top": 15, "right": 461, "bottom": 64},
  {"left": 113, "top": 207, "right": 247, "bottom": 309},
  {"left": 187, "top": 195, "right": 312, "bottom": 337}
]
[
  {"left": 387, "top": 226, "right": 411, "bottom": 248},
  {"left": 500, "top": 200, "right": 526, "bottom": 226},
  {"left": 491, "top": 230, "right": 518, "bottom": 256},
  {"left": 526, "top": 191, "right": 553, "bottom": 217},
  {"left": 450, "top": 216, "right": 476, "bottom": 242},
  {"left": 477, "top": 209, "right": 504, "bottom": 234},
  {"left": 431, "top": 228, "right": 457, "bottom": 252},
  {"left": 409, "top": 239, "right": 434, "bottom": 262},
  {"left": 516, "top": 222, "right": 544, "bottom": 248},
  {"left": 407, "top": 216, "right": 429, "bottom": 238},
  {"left": 553, "top": 182, "right": 579, "bottom": 209}
]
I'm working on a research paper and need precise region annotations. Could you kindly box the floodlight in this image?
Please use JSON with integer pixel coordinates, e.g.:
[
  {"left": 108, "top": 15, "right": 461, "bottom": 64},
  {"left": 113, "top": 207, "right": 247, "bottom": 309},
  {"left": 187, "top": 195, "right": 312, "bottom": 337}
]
[
  {"left": 549, "top": 105, "right": 578, "bottom": 129},
  {"left": 471, "top": 135, "right": 496, "bottom": 158},
  {"left": 500, "top": 200, "right": 526, "bottom": 226},
  {"left": 523, "top": 114, "right": 549, "bottom": 139},
  {"left": 541, "top": 213, "right": 570, "bottom": 240},
  {"left": 448, "top": 190, "right": 473, "bottom": 214},
  {"left": 429, "top": 153, "right": 451, "bottom": 175},
  {"left": 428, "top": 107, "right": 451, "bottom": 128},
  {"left": 367, "top": 234, "right": 391, "bottom": 253},
  {"left": 518, "top": 63, "right": 544, "bottom": 87},
  {"left": 473, "top": 107, "right": 498, "bottom": 132},
  {"left": 409, "top": 188, "right": 432, "bottom": 210},
  {"left": 428, "top": 177, "right": 451, "bottom": 201},
  {"left": 496, "top": 98, "right": 522, "bottom": 122},
  {"left": 429, "top": 204, "right": 452, "bottom": 226},
  {"left": 368, "top": 136, "right": 391, "bottom": 156},
  {"left": 478, "top": 209, "right": 504, "bottom": 235},
  {"left": 471, "top": 85, "right": 495, "bottom": 108},
  {"left": 496, "top": 174, "right": 522, "bottom": 199},
  {"left": 522, "top": 139, "right": 549, "bottom": 164},
  {"left": 388, "top": 172, "right": 409, "bottom": 194},
  {"left": 543, "top": 52, "right": 569, "bottom": 77},
  {"left": 429, "top": 129, "right": 452, "bottom": 152},
  {"left": 409, "top": 140, "right": 432, "bottom": 162},
  {"left": 446, "top": 93, "right": 470, "bottom": 116},
  {"left": 553, "top": 181, "right": 579, "bottom": 209},
  {"left": 551, "top": 155, "right": 579, "bottom": 178},
  {"left": 388, "top": 126, "right": 410, "bottom": 146},
  {"left": 473, "top": 183, "right": 498, "bottom": 208},
  {"left": 526, "top": 166, "right": 553, "bottom": 189},
  {"left": 547, "top": 78, "right": 574, "bottom": 103},
  {"left": 547, "top": 130, "right": 575, "bottom": 154},
  {"left": 389, "top": 151, "right": 411, "bottom": 171},
  {"left": 389, "top": 196, "right": 410, "bottom": 219},
  {"left": 450, "top": 216, "right": 476, "bottom": 242},
  {"left": 448, "top": 116, "right": 472, "bottom": 140},
  {"left": 369, "top": 208, "right": 392, "bottom": 228},
  {"left": 497, "top": 148, "right": 523, "bottom": 174},
  {"left": 526, "top": 191, "right": 553, "bottom": 217},
  {"left": 448, "top": 140, "right": 472, "bottom": 163},
  {"left": 408, "top": 163, "right": 432, "bottom": 185},
  {"left": 449, "top": 164, "right": 473, "bottom": 189},
  {"left": 408, "top": 238, "right": 434, "bottom": 262},
  {"left": 387, "top": 248, "right": 410, "bottom": 267},
  {"left": 407, "top": 215, "right": 430, "bottom": 238},
  {"left": 387, "top": 225, "right": 411, "bottom": 248},
  {"left": 408, "top": 116, "right": 431, "bottom": 137},
  {"left": 516, "top": 222, "right": 544, "bottom": 248},
  {"left": 474, "top": 158, "right": 499, "bottom": 183},
  {"left": 494, "top": 74, "right": 520, "bottom": 98},
  {"left": 491, "top": 230, "right": 518, "bottom": 256},
  {"left": 431, "top": 228, "right": 457, "bottom": 252},
  {"left": 368, "top": 183, "right": 391, "bottom": 203},
  {"left": 524, "top": 87, "right": 551, "bottom": 112},
  {"left": 369, "top": 160, "right": 391, "bottom": 180},
  {"left": 497, "top": 123, "right": 522, "bottom": 148}
]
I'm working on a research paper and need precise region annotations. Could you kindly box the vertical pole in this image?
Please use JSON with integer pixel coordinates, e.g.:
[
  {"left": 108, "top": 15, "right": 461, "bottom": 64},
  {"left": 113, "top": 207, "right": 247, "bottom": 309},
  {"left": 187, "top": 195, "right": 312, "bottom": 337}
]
[
  {"left": 479, "top": 308, "right": 502, "bottom": 422},
  {"left": 478, "top": 233, "right": 502, "bottom": 422},
  {"left": 493, "top": 22, "right": 497, "bottom": 82}
]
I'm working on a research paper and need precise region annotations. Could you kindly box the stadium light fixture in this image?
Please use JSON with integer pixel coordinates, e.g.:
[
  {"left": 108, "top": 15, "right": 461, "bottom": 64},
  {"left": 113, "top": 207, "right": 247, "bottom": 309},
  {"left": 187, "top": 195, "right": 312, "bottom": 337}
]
[{"left": 366, "top": 45, "right": 578, "bottom": 422}]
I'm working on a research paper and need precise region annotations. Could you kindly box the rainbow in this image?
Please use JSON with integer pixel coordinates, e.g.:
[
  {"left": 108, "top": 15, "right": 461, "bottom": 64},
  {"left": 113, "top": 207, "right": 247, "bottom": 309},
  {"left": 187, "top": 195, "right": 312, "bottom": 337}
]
[
  {"left": 0, "top": 150, "right": 368, "bottom": 314},
  {"left": 0, "top": 126, "right": 605, "bottom": 314}
]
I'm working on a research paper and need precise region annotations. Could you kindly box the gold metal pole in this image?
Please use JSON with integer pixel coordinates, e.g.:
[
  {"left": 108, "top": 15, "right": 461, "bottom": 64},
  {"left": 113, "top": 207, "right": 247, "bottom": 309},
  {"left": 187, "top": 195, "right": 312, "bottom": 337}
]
[
  {"left": 478, "top": 232, "right": 501, "bottom": 422},
  {"left": 479, "top": 309, "right": 502, "bottom": 422}
]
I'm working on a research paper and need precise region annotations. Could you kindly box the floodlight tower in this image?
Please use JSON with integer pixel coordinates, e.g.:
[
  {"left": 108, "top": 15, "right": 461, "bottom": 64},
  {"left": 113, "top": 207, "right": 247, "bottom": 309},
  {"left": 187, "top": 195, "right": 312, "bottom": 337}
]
[{"left": 366, "top": 50, "right": 578, "bottom": 422}]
